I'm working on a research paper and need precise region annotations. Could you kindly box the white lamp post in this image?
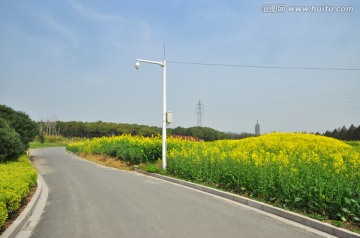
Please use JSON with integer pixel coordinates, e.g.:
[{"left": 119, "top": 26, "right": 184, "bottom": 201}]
[{"left": 135, "top": 58, "right": 168, "bottom": 170}]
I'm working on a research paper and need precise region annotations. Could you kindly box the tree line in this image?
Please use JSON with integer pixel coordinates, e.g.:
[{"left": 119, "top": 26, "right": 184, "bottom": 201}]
[
  {"left": 323, "top": 124, "right": 360, "bottom": 141},
  {"left": 38, "top": 120, "right": 249, "bottom": 141},
  {"left": 44, "top": 120, "right": 360, "bottom": 142}
]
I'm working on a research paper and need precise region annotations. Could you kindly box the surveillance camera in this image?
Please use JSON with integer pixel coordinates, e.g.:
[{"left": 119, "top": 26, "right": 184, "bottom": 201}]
[{"left": 135, "top": 61, "right": 140, "bottom": 69}]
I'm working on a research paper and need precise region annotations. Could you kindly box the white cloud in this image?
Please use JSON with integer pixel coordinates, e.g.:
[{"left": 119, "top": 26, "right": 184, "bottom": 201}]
[
  {"left": 67, "top": 0, "right": 153, "bottom": 51},
  {"left": 68, "top": 0, "right": 123, "bottom": 23},
  {"left": 40, "top": 14, "right": 80, "bottom": 45}
]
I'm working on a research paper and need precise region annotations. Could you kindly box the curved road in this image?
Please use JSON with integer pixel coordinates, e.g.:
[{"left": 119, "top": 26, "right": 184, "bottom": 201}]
[{"left": 29, "top": 147, "right": 331, "bottom": 238}]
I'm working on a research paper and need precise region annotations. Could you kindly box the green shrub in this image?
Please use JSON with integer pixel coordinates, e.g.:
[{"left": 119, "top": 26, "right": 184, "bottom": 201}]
[
  {"left": 0, "top": 202, "right": 7, "bottom": 229},
  {"left": 0, "top": 155, "right": 37, "bottom": 227},
  {"left": 144, "top": 163, "right": 159, "bottom": 173},
  {"left": 0, "top": 118, "right": 25, "bottom": 163}
]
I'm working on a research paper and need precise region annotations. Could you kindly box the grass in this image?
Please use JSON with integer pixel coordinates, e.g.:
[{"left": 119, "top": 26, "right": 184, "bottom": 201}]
[
  {"left": 30, "top": 136, "right": 83, "bottom": 149},
  {"left": 77, "top": 153, "right": 133, "bottom": 171},
  {"left": 30, "top": 141, "right": 67, "bottom": 149}
]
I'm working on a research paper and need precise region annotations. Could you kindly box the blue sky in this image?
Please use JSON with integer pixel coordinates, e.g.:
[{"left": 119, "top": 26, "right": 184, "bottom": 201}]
[{"left": 0, "top": 0, "right": 359, "bottom": 134}]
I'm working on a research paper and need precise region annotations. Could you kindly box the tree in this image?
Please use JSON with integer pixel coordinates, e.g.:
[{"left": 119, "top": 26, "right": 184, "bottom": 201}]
[
  {"left": 348, "top": 124, "right": 357, "bottom": 140},
  {"left": 324, "top": 130, "right": 332, "bottom": 137},
  {"left": 0, "top": 117, "right": 25, "bottom": 162},
  {"left": 0, "top": 105, "right": 38, "bottom": 149},
  {"left": 170, "top": 126, "right": 226, "bottom": 141},
  {"left": 226, "top": 132, "right": 255, "bottom": 139},
  {"left": 354, "top": 126, "right": 360, "bottom": 141},
  {"left": 323, "top": 124, "right": 360, "bottom": 141},
  {"left": 339, "top": 126, "right": 348, "bottom": 140},
  {"left": 332, "top": 128, "right": 340, "bottom": 139}
]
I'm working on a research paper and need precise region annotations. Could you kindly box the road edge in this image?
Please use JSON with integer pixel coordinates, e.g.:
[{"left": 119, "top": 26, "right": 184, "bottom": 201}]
[
  {"left": 14, "top": 174, "right": 48, "bottom": 238},
  {"left": 135, "top": 169, "right": 360, "bottom": 238}
]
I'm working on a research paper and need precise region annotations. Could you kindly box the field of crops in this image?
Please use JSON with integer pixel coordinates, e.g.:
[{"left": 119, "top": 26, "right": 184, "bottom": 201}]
[
  {"left": 67, "top": 133, "right": 360, "bottom": 223},
  {"left": 0, "top": 155, "right": 38, "bottom": 228},
  {"left": 67, "top": 135, "right": 164, "bottom": 164}
]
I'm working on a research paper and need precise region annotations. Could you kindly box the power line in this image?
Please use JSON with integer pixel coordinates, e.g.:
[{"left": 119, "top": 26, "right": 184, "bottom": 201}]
[
  {"left": 168, "top": 60, "right": 360, "bottom": 71},
  {"left": 204, "top": 89, "right": 360, "bottom": 111}
]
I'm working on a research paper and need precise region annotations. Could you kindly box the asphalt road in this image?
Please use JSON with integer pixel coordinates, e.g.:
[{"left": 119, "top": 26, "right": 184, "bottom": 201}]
[{"left": 29, "top": 147, "right": 330, "bottom": 238}]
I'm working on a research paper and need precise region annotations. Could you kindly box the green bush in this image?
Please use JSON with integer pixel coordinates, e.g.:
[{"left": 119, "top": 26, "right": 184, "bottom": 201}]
[
  {"left": 144, "top": 163, "right": 160, "bottom": 173},
  {"left": 0, "top": 202, "right": 6, "bottom": 229},
  {"left": 0, "top": 118, "right": 25, "bottom": 163},
  {"left": 0, "top": 155, "right": 37, "bottom": 228}
]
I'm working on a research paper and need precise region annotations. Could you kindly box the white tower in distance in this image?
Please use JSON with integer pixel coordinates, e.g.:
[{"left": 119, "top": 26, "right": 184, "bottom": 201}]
[{"left": 255, "top": 120, "right": 260, "bottom": 136}]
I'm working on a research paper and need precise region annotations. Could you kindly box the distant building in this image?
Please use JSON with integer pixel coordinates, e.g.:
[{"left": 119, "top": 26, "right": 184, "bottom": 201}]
[{"left": 255, "top": 120, "right": 260, "bottom": 136}]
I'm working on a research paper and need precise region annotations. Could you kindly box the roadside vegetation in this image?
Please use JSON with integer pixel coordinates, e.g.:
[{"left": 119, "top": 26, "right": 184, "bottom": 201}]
[
  {"left": 0, "top": 155, "right": 38, "bottom": 229},
  {"left": 0, "top": 105, "right": 37, "bottom": 163},
  {"left": 0, "top": 105, "right": 38, "bottom": 230},
  {"left": 67, "top": 133, "right": 360, "bottom": 232},
  {"left": 30, "top": 135, "right": 81, "bottom": 149}
]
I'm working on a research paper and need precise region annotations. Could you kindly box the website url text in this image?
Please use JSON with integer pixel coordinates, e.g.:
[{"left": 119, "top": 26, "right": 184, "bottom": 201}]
[{"left": 261, "top": 5, "right": 354, "bottom": 13}]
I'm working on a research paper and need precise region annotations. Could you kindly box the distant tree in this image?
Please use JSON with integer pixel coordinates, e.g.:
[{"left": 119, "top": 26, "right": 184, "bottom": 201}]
[
  {"left": 338, "top": 126, "right": 348, "bottom": 140},
  {"left": 354, "top": 126, "right": 360, "bottom": 141},
  {"left": 323, "top": 124, "right": 360, "bottom": 141},
  {"left": 226, "top": 132, "right": 255, "bottom": 140},
  {"left": 42, "top": 120, "right": 235, "bottom": 141},
  {"left": 331, "top": 128, "right": 339, "bottom": 139},
  {"left": 170, "top": 126, "right": 226, "bottom": 141},
  {"left": 324, "top": 130, "right": 332, "bottom": 137},
  {"left": 171, "top": 127, "right": 187, "bottom": 136},
  {"left": 348, "top": 124, "right": 357, "bottom": 140}
]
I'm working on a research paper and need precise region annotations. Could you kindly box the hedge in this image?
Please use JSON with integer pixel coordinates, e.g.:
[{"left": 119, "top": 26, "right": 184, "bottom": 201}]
[{"left": 0, "top": 155, "right": 37, "bottom": 227}]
